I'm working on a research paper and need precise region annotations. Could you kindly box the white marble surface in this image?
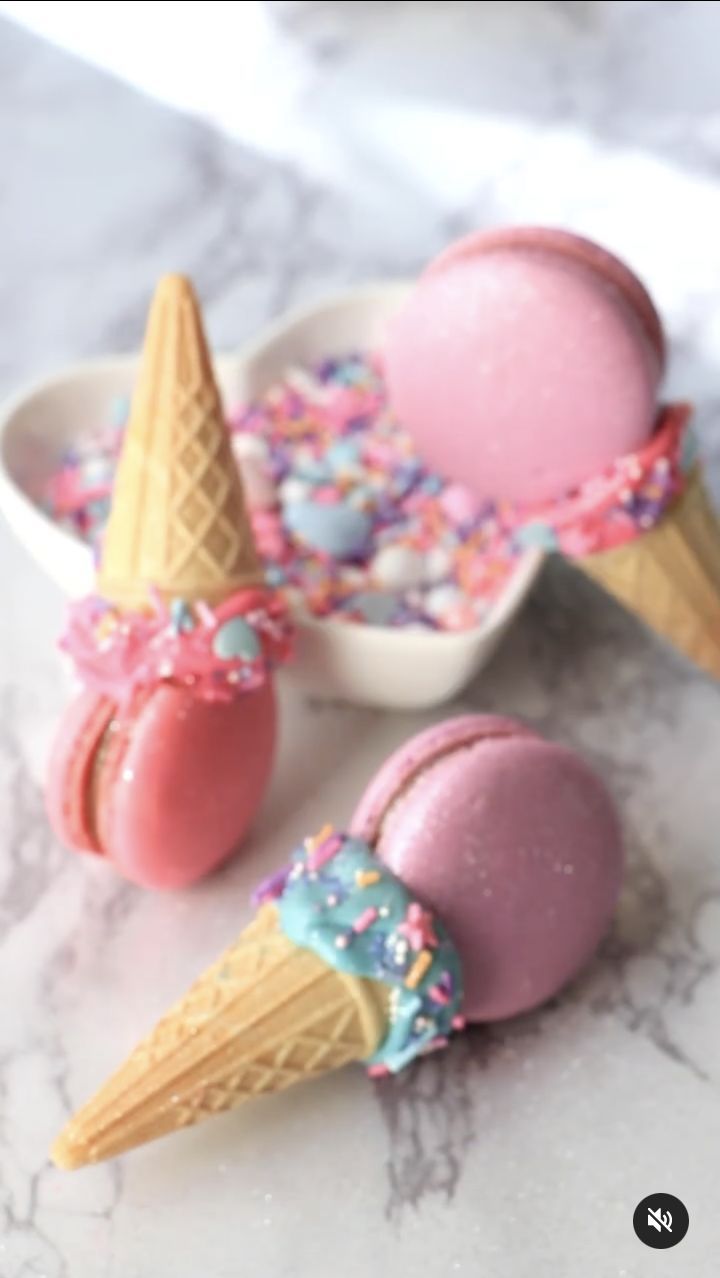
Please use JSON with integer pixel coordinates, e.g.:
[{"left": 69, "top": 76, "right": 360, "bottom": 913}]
[{"left": 2, "top": 2, "right": 720, "bottom": 1273}]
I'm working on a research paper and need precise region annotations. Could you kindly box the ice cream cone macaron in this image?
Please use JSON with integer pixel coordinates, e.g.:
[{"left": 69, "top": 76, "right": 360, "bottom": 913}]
[
  {"left": 52, "top": 715, "right": 623, "bottom": 1169},
  {"left": 46, "top": 276, "right": 292, "bottom": 889},
  {"left": 385, "top": 227, "right": 720, "bottom": 678}
]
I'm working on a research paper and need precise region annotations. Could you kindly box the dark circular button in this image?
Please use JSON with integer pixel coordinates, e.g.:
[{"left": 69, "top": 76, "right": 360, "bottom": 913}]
[{"left": 633, "top": 1193, "right": 689, "bottom": 1249}]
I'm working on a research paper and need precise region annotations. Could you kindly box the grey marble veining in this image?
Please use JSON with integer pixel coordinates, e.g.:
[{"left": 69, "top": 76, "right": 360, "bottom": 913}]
[{"left": 2, "top": 3, "right": 720, "bottom": 1274}]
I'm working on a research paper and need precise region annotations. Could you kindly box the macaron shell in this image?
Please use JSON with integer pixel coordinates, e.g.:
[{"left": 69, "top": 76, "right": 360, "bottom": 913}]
[
  {"left": 384, "top": 230, "right": 663, "bottom": 503},
  {"left": 427, "top": 227, "right": 666, "bottom": 369},
  {"left": 98, "top": 681, "right": 276, "bottom": 890},
  {"left": 353, "top": 735, "right": 623, "bottom": 1022},
  {"left": 351, "top": 713, "right": 538, "bottom": 846},
  {"left": 46, "top": 687, "right": 115, "bottom": 854}
]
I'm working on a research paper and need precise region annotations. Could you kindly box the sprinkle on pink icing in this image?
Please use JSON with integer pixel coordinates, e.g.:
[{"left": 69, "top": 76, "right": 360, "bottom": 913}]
[
  {"left": 43, "top": 347, "right": 695, "bottom": 637},
  {"left": 517, "top": 402, "right": 691, "bottom": 554},
  {"left": 61, "top": 587, "right": 293, "bottom": 704},
  {"left": 439, "top": 483, "right": 479, "bottom": 524}
]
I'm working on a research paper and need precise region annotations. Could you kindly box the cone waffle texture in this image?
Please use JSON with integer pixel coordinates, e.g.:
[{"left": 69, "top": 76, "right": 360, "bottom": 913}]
[
  {"left": 52, "top": 905, "right": 387, "bottom": 1169},
  {"left": 580, "top": 467, "right": 720, "bottom": 677},
  {"left": 97, "top": 274, "right": 261, "bottom": 609}
]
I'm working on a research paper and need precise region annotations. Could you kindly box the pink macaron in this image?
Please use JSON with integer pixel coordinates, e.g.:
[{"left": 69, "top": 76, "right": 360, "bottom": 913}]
[
  {"left": 351, "top": 714, "right": 623, "bottom": 1022},
  {"left": 46, "top": 681, "right": 276, "bottom": 890},
  {"left": 384, "top": 227, "right": 665, "bottom": 504}
]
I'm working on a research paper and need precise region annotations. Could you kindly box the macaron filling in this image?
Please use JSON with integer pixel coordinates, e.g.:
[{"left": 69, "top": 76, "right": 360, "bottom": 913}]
[
  {"left": 351, "top": 715, "right": 534, "bottom": 849},
  {"left": 253, "top": 827, "right": 465, "bottom": 1074}
]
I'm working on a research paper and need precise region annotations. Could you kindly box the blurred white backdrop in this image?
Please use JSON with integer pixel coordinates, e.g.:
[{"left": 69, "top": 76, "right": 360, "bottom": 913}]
[{"left": 4, "top": 0, "right": 720, "bottom": 403}]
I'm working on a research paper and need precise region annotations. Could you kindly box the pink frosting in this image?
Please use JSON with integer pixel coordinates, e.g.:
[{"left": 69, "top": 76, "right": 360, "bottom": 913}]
[
  {"left": 506, "top": 402, "right": 691, "bottom": 556},
  {"left": 61, "top": 587, "right": 292, "bottom": 704},
  {"left": 351, "top": 715, "right": 623, "bottom": 1022},
  {"left": 384, "top": 227, "right": 664, "bottom": 504}
]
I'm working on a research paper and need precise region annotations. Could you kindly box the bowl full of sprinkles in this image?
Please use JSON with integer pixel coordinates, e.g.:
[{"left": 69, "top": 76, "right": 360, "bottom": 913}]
[
  {"left": 5, "top": 284, "right": 684, "bottom": 705},
  {"left": 43, "top": 351, "right": 527, "bottom": 637}
]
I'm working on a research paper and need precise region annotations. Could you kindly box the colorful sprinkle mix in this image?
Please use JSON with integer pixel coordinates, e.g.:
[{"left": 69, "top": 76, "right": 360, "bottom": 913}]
[
  {"left": 61, "top": 587, "right": 292, "bottom": 704},
  {"left": 272, "top": 829, "right": 464, "bottom": 1073},
  {"left": 41, "top": 355, "right": 692, "bottom": 634}
]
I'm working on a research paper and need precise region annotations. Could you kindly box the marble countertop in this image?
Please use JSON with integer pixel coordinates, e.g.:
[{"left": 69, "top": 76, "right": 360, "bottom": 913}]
[{"left": 2, "top": 3, "right": 720, "bottom": 1273}]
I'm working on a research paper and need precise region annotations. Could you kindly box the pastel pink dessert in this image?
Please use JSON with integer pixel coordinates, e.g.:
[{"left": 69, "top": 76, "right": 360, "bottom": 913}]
[
  {"left": 46, "top": 680, "right": 277, "bottom": 891},
  {"left": 45, "top": 276, "right": 291, "bottom": 890},
  {"left": 52, "top": 714, "right": 624, "bottom": 1170},
  {"left": 384, "top": 227, "right": 665, "bottom": 503},
  {"left": 351, "top": 714, "right": 623, "bottom": 1021}
]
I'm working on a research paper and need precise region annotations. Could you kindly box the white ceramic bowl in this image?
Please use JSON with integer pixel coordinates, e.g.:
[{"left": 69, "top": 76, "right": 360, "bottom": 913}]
[{"left": 0, "top": 284, "right": 542, "bottom": 708}]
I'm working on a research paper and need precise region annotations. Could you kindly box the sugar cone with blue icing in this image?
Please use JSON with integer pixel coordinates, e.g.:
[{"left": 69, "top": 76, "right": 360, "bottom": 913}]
[
  {"left": 580, "top": 467, "right": 720, "bottom": 677},
  {"left": 51, "top": 903, "right": 389, "bottom": 1170},
  {"left": 51, "top": 717, "right": 625, "bottom": 1168},
  {"left": 97, "top": 273, "right": 262, "bottom": 610},
  {"left": 51, "top": 828, "right": 465, "bottom": 1168}
]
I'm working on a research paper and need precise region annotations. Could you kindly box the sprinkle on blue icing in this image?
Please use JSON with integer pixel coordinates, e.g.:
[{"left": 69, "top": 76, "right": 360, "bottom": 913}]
[
  {"left": 212, "top": 616, "right": 261, "bottom": 662},
  {"left": 170, "top": 599, "right": 195, "bottom": 634},
  {"left": 284, "top": 501, "right": 371, "bottom": 561},
  {"left": 268, "top": 832, "right": 464, "bottom": 1073},
  {"left": 265, "top": 564, "right": 287, "bottom": 588}
]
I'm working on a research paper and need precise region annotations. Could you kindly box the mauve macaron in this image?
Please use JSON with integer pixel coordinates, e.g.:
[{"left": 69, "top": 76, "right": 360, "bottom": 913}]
[
  {"left": 384, "top": 227, "right": 665, "bottom": 504},
  {"left": 351, "top": 714, "right": 623, "bottom": 1022}
]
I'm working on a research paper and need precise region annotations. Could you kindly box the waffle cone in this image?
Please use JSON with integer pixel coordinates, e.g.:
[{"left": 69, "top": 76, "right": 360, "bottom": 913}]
[
  {"left": 579, "top": 467, "right": 720, "bottom": 677},
  {"left": 52, "top": 905, "right": 388, "bottom": 1170},
  {"left": 97, "top": 274, "right": 261, "bottom": 609}
]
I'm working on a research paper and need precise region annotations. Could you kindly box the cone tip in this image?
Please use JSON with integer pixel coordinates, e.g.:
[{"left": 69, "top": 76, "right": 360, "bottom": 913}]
[
  {"left": 150, "top": 272, "right": 198, "bottom": 308},
  {"left": 51, "top": 1127, "right": 91, "bottom": 1172}
]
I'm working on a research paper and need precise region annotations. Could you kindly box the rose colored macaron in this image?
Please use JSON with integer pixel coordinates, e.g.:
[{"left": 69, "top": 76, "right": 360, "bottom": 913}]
[
  {"left": 384, "top": 227, "right": 665, "bottom": 504},
  {"left": 351, "top": 714, "right": 623, "bottom": 1022},
  {"left": 46, "top": 682, "right": 276, "bottom": 890}
]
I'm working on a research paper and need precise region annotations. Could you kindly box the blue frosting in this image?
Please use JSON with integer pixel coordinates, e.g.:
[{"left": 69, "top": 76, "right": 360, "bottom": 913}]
[{"left": 258, "top": 831, "right": 464, "bottom": 1073}]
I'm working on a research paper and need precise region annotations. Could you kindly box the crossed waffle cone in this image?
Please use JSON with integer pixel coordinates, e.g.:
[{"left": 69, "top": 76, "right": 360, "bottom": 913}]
[
  {"left": 52, "top": 905, "right": 389, "bottom": 1169},
  {"left": 98, "top": 273, "right": 262, "bottom": 609},
  {"left": 580, "top": 466, "right": 720, "bottom": 678}
]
